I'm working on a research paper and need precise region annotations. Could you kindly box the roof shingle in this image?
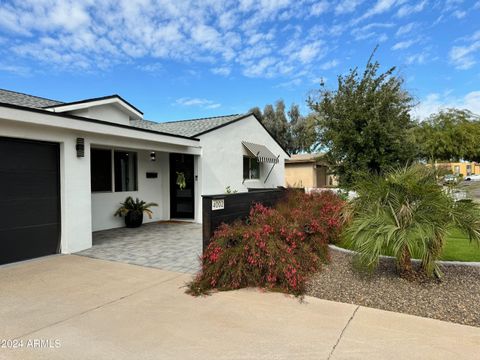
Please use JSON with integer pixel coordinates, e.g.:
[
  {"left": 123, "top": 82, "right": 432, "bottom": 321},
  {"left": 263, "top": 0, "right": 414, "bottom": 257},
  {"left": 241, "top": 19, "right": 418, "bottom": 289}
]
[
  {"left": 130, "top": 114, "right": 247, "bottom": 138},
  {"left": 0, "top": 89, "right": 63, "bottom": 108}
]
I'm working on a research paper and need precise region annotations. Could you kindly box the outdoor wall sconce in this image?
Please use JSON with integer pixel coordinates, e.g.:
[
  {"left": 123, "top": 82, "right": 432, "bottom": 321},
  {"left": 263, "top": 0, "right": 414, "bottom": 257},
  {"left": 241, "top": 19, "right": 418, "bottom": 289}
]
[
  {"left": 150, "top": 151, "right": 156, "bottom": 161},
  {"left": 76, "top": 138, "right": 85, "bottom": 157}
]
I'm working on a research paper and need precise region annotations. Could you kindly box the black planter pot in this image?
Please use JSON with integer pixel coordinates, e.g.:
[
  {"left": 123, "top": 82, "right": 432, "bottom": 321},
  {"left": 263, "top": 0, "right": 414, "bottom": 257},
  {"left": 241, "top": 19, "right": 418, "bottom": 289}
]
[{"left": 125, "top": 210, "right": 143, "bottom": 228}]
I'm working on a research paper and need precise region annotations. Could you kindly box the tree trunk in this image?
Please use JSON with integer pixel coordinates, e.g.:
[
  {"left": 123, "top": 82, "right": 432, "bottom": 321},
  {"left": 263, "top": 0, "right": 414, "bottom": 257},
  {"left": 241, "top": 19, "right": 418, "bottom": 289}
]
[{"left": 398, "top": 246, "right": 413, "bottom": 278}]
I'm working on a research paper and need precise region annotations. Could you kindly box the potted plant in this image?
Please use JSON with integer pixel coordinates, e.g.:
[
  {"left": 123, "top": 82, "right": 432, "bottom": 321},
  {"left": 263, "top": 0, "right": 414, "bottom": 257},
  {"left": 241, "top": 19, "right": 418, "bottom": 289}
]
[{"left": 114, "top": 197, "right": 158, "bottom": 228}]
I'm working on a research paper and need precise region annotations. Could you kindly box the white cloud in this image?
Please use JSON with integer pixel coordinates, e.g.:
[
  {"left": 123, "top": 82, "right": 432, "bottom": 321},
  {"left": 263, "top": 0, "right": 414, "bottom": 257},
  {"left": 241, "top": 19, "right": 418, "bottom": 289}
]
[
  {"left": 311, "top": 1, "right": 329, "bottom": 16},
  {"left": 0, "top": 63, "right": 31, "bottom": 76},
  {"left": 175, "top": 97, "right": 221, "bottom": 109},
  {"left": 351, "top": 22, "right": 394, "bottom": 40},
  {"left": 412, "top": 91, "right": 480, "bottom": 119},
  {"left": 335, "top": 0, "right": 364, "bottom": 15},
  {"left": 320, "top": 59, "right": 339, "bottom": 70},
  {"left": 449, "top": 32, "right": 480, "bottom": 69},
  {"left": 396, "top": 22, "right": 416, "bottom": 37},
  {"left": 396, "top": 0, "right": 427, "bottom": 18},
  {"left": 452, "top": 10, "right": 466, "bottom": 19},
  {"left": 211, "top": 66, "right": 231, "bottom": 76},
  {"left": 359, "top": 0, "right": 400, "bottom": 21},
  {"left": 294, "top": 41, "right": 325, "bottom": 64},
  {"left": 405, "top": 52, "right": 427, "bottom": 64},
  {"left": 392, "top": 39, "right": 417, "bottom": 50}
]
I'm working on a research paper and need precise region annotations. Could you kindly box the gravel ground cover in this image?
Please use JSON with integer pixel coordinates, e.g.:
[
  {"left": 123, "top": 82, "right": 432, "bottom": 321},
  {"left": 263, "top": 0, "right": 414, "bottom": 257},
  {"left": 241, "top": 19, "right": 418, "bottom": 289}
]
[{"left": 306, "top": 249, "right": 480, "bottom": 327}]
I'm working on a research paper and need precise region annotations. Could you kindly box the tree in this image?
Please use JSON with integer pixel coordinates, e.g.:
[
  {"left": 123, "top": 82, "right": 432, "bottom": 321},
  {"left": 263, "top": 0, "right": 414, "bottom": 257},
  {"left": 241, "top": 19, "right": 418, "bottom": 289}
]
[
  {"left": 274, "top": 100, "right": 291, "bottom": 150},
  {"left": 308, "top": 52, "right": 416, "bottom": 187},
  {"left": 249, "top": 106, "right": 263, "bottom": 123},
  {"left": 344, "top": 165, "right": 480, "bottom": 278},
  {"left": 414, "top": 109, "right": 480, "bottom": 162},
  {"left": 250, "top": 101, "right": 291, "bottom": 152},
  {"left": 249, "top": 102, "right": 317, "bottom": 154},
  {"left": 290, "top": 113, "right": 318, "bottom": 154}
]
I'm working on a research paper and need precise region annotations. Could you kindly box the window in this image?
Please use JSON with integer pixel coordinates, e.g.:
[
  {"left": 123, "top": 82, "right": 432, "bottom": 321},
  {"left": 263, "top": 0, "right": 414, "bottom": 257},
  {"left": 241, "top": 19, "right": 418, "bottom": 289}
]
[
  {"left": 91, "top": 149, "right": 112, "bottom": 192},
  {"left": 114, "top": 151, "right": 138, "bottom": 192},
  {"left": 90, "top": 148, "right": 138, "bottom": 193},
  {"left": 243, "top": 156, "right": 260, "bottom": 180}
]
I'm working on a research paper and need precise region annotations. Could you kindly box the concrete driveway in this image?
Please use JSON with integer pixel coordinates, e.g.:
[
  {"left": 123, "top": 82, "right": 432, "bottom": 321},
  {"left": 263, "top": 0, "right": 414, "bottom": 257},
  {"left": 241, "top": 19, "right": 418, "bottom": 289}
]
[{"left": 0, "top": 255, "right": 479, "bottom": 360}]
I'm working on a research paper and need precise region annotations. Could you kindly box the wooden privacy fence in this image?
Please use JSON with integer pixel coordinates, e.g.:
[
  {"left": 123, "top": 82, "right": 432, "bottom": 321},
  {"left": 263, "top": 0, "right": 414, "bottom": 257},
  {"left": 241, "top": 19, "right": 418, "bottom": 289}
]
[{"left": 202, "top": 188, "right": 287, "bottom": 251}]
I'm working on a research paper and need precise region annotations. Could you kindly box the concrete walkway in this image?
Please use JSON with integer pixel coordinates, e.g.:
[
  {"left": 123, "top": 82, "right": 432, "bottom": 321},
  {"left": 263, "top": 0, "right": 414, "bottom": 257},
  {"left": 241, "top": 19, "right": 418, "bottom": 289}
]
[
  {"left": 76, "top": 222, "right": 202, "bottom": 273},
  {"left": 0, "top": 255, "right": 478, "bottom": 360}
]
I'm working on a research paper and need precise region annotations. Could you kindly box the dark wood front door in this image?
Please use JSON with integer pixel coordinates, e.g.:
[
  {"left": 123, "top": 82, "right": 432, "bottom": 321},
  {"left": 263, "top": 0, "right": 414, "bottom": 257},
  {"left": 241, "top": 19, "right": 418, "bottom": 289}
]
[{"left": 170, "top": 153, "right": 195, "bottom": 219}]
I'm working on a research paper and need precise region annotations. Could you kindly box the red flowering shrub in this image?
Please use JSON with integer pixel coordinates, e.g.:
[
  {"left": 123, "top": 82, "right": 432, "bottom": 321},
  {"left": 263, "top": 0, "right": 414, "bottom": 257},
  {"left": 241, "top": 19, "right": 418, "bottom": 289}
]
[{"left": 187, "top": 190, "right": 345, "bottom": 296}]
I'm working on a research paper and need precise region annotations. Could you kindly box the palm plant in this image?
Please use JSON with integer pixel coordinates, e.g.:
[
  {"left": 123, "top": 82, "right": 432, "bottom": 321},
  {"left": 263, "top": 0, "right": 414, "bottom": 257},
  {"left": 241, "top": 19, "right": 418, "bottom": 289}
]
[
  {"left": 114, "top": 197, "right": 158, "bottom": 218},
  {"left": 343, "top": 164, "right": 480, "bottom": 278},
  {"left": 114, "top": 197, "right": 158, "bottom": 228}
]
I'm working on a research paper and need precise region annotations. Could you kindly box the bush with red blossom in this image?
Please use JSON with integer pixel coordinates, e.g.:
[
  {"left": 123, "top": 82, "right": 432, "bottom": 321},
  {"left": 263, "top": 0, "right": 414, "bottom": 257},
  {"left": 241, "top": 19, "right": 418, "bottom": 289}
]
[{"left": 187, "top": 190, "right": 345, "bottom": 296}]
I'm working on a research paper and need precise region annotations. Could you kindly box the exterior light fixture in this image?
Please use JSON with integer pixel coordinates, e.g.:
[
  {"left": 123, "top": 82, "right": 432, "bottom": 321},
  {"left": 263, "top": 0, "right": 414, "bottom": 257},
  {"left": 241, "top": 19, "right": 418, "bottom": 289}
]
[
  {"left": 150, "top": 151, "right": 156, "bottom": 161},
  {"left": 76, "top": 138, "right": 85, "bottom": 157}
]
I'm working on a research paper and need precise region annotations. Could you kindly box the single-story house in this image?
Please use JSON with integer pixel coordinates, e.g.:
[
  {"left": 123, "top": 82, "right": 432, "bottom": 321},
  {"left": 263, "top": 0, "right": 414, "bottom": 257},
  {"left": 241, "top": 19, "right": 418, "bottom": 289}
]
[
  {"left": 285, "top": 153, "right": 337, "bottom": 189},
  {"left": 434, "top": 161, "right": 480, "bottom": 177},
  {"left": 0, "top": 88, "right": 289, "bottom": 265}
]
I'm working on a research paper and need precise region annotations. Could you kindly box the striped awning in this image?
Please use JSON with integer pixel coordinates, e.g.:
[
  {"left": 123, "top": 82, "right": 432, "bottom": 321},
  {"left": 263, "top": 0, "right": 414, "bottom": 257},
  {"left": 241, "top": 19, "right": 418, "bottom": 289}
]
[{"left": 242, "top": 141, "right": 279, "bottom": 164}]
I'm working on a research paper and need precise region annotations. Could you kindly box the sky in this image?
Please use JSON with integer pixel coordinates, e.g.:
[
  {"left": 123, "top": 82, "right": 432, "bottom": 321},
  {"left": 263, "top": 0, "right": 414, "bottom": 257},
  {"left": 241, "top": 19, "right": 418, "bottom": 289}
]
[{"left": 0, "top": 0, "right": 479, "bottom": 122}]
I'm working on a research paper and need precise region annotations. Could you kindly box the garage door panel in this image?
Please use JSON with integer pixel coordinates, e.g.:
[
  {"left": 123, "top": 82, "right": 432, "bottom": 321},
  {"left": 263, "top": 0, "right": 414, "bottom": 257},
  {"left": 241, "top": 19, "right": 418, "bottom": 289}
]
[
  {"left": 0, "top": 137, "right": 60, "bottom": 265},
  {"left": 0, "top": 139, "right": 59, "bottom": 171},
  {"left": 0, "top": 225, "right": 60, "bottom": 265},
  {"left": 0, "top": 198, "right": 59, "bottom": 231},
  {"left": 0, "top": 171, "right": 59, "bottom": 201}
]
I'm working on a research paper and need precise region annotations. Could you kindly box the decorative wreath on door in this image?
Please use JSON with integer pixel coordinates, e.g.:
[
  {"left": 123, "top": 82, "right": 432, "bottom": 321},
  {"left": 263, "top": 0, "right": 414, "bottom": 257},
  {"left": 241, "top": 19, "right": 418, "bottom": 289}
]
[{"left": 176, "top": 172, "right": 186, "bottom": 190}]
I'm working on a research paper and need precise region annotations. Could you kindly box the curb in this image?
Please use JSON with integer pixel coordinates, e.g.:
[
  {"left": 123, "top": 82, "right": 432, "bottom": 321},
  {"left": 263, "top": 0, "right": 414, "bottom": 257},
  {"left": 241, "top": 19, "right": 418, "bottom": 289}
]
[{"left": 328, "top": 244, "right": 480, "bottom": 267}]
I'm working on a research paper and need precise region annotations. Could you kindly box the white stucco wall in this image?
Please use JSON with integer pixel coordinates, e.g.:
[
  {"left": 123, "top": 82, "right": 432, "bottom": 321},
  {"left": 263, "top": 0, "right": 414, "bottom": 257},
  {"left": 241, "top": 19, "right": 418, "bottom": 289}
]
[
  {"left": 67, "top": 104, "right": 131, "bottom": 125},
  {"left": 0, "top": 120, "right": 92, "bottom": 254},
  {"left": 91, "top": 150, "right": 170, "bottom": 231},
  {"left": 0, "top": 106, "right": 202, "bottom": 253},
  {"left": 198, "top": 115, "right": 288, "bottom": 196}
]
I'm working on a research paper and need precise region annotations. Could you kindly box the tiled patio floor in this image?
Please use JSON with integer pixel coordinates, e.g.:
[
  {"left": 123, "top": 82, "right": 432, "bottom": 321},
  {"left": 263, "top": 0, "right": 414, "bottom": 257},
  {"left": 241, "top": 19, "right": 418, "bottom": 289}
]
[{"left": 76, "top": 222, "right": 202, "bottom": 273}]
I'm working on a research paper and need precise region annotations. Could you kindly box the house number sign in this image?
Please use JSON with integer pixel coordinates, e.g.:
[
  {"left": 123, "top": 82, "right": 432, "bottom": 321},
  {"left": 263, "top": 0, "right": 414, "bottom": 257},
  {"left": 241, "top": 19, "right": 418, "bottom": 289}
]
[{"left": 212, "top": 199, "right": 225, "bottom": 211}]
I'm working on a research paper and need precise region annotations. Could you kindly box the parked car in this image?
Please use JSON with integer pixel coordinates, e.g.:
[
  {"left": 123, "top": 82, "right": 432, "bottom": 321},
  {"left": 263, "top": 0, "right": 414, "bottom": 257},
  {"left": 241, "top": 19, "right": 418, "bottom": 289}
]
[
  {"left": 442, "top": 174, "right": 458, "bottom": 185},
  {"left": 464, "top": 174, "right": 480, "bottom": 181}
]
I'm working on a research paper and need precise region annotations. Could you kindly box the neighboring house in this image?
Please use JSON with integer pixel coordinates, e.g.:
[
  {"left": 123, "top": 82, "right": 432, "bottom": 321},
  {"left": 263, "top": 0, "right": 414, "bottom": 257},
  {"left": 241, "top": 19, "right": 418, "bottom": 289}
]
[
  {"left": 285, "top": 154, "right": 336, "bottom": 189},
  {"left": 435, "top": 161, "right": 480, "bottom": 177},
  {"left": 0, "top": 88, "right": 288, "bottom": 265}
]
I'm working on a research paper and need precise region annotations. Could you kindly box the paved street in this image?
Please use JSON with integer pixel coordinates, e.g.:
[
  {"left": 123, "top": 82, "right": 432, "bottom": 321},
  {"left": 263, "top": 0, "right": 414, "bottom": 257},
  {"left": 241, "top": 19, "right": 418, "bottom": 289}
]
[{"left": 0, "top": 255, "right": 479, "bottom": 360}]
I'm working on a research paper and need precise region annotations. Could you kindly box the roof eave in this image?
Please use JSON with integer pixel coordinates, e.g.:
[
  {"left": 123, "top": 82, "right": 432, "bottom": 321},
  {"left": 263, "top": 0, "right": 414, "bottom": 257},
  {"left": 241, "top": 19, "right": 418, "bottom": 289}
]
[
  {"left": 0, "top": 101, "right": 199, "bottom": 142},
  {"left": 44, "top": 95, "right": 144, "bottom": 118}
]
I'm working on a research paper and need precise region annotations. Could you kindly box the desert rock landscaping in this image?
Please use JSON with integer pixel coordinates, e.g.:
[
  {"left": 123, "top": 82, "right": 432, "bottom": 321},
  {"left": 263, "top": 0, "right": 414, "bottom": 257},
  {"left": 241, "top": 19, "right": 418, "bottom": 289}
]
[{"left": 307, "top": 249, "right": 480, "bottom": 327}]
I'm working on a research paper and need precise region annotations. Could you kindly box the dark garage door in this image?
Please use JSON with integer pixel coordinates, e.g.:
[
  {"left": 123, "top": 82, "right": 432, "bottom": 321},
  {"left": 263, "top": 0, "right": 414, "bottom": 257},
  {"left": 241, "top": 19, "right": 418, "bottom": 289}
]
[{"left": 0, "top": 137, "right": 60, "bottom": 265}]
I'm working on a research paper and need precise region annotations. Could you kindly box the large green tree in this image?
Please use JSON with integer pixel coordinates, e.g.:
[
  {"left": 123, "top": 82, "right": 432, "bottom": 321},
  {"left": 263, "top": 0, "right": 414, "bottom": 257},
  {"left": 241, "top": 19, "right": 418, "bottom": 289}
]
[
  {"left": 414, "top": 109, "right": 480, "bottom": 162},
  {"left": 308, "top": 53, "right": 417, "bottom": 187}
]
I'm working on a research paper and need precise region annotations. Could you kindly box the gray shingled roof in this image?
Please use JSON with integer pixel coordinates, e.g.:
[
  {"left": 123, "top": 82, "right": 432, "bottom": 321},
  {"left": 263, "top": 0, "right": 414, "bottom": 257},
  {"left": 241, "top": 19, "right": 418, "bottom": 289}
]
[
  {"left": 130, "top": 114, "right": 247, "bottom": 138},
  {"left": 0, "top": 89, "right": 63, "bottom": 108},
  {"left": 0, "top": 87, "right": 251, "bottom": 140}
]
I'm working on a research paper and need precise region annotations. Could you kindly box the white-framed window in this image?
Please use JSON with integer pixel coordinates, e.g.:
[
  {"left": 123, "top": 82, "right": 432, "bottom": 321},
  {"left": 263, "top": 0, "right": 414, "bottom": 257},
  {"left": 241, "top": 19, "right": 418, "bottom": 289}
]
[{"left": 243, "top": 156, "right": 260, "bottom": 180}]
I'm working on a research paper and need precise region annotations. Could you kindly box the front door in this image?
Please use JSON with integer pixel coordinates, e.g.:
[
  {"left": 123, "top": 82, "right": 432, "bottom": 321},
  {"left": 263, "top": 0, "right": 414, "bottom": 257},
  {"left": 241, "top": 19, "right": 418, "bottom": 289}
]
[{"left": 170, "top": 153, "right": 195, "bottom": 219}]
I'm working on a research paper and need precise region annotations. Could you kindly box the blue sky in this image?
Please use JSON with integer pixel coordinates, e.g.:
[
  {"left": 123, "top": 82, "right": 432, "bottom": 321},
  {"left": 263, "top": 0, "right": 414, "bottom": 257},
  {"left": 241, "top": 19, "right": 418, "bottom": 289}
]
[{"left": 0, "top": 0, "right": 479, "bottom": 122}]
